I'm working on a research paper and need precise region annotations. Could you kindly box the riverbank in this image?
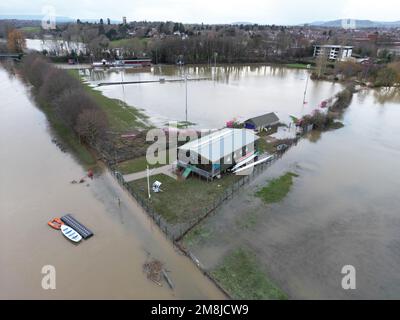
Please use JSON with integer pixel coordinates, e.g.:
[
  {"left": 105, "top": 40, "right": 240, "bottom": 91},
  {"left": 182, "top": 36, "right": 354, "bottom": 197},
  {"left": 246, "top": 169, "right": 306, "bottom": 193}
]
[
  {"left": 12, "top": 54, "right": 151, "bottom": 167},
  {"left": 0, "top": 67, "right": 226, "bottom": 299},
  {"left": 68, "top": 69, "right": 149, "bottom": 132}
]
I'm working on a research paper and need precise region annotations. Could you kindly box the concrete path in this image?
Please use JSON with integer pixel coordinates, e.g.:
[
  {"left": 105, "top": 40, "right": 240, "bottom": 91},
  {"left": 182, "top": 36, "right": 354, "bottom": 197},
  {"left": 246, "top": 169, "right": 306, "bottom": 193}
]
[{"left": 123, "top": 164, "right": 177, "bottom": 182}]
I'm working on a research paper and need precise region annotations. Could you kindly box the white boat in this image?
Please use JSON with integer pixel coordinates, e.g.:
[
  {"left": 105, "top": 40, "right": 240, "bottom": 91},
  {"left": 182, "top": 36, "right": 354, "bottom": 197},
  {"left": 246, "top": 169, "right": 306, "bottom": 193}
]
[
  {"left": 233, "top": 155, "right": 274, "bottom": 174},
  {"left": 231, "top": 152, "right": 258, "bottom": 172},
  {"left": 61, "top": 225, "right": 82, "bottom": 243}
]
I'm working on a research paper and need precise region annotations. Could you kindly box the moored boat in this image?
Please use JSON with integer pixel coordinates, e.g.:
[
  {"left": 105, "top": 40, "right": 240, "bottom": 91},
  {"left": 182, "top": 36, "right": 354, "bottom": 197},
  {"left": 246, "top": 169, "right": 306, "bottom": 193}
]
[
  {"left": 61, "top": 225, "right": 82, "bottom": 243},
  {"left": 48, "top": 218, "right": 64, "bottom": 230}
]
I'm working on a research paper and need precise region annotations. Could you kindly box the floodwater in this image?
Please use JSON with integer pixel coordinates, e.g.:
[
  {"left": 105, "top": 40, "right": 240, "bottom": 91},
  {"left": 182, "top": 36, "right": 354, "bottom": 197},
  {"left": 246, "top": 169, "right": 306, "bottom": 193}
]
[
  {"left": 26, "top": 39, "right": 86, "bottom": 55},
  {"left": 0, "top": 68, "right": 224, "bottom": 299},
  {"left": 189, "top": 87, "right": 400, "bottom": 299},
  {"left": 84, "top": 65, "right": 344, "bottom": 128}
]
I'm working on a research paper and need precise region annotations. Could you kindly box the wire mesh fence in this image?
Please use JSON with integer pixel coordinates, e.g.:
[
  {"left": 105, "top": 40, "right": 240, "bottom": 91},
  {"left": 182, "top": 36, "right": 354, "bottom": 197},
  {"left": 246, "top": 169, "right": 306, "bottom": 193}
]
[{"left": 104, "top": 137, "right": 299, "bottom": 242}]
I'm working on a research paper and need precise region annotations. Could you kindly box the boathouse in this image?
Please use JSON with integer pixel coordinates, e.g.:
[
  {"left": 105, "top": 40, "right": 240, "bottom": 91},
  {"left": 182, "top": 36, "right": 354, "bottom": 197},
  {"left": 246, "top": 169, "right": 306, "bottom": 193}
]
[{"left": 177, "top": 128, "right": 259, "bottom": 180}]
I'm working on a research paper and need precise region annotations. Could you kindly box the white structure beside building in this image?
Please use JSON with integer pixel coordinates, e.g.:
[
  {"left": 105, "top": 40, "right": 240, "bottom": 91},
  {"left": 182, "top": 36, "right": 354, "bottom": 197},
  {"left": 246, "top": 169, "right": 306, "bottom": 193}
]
[{"left": 313, "top": 45, "right": 353, "bottom": 61}]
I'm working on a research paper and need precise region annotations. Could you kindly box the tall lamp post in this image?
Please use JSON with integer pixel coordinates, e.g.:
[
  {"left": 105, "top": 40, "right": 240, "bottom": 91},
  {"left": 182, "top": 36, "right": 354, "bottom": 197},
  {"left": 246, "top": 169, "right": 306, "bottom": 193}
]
[
  {"left": 185, "top": 69, "right": 188, "bottom": 124},
  {"left": 302, "top": 64, "right": 312, "bottom": 114}
]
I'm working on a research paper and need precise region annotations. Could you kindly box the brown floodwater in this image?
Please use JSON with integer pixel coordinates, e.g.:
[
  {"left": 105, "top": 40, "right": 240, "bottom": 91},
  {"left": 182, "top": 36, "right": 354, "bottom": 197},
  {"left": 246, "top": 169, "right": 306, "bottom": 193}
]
[
  {"left": 84, "top": 64, "right": 344, "bottom": 128},
  {"left": 189, "top": 87, "right": 400, "bottom": 299},
  {"left": 0, "top": 68, "right": 224, "bottom": 299}
]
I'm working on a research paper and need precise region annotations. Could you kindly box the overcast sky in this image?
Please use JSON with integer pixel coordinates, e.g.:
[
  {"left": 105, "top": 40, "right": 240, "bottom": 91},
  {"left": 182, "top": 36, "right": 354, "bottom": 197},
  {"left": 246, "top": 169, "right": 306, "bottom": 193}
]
[{"left": 1, "top": 0, "right": 398, "bottom": 25}]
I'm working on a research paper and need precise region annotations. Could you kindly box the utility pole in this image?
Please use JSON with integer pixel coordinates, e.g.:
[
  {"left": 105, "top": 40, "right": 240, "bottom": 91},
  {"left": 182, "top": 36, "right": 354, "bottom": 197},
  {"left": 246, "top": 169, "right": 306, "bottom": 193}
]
[
  {"left": 302, "top": 64, "right": 311, "bottom": 113},
  {"left": 147, "top": 165, "right": 151, "bottom": 199},
  {"left": 185, "top": 67, "right": 188, "bottom": 125}
]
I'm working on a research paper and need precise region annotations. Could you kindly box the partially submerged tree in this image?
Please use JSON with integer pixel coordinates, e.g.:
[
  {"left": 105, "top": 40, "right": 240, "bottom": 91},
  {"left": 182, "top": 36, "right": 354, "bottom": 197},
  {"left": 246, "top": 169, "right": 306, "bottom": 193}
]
[
  {"left": 375, "top": 66, "right": 399, "bottom": 87},
  {"left": 75, "top": 108, "right": 108, "bottom": 143}
]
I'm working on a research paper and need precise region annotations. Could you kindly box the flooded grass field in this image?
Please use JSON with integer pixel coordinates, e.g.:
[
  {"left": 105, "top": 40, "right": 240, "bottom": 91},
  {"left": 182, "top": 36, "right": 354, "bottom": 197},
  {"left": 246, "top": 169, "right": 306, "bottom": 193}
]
[
  {"left": 184, "top": 88, "right": 400, "bottom": 299},
  {"left": 84, "top": 64, "right": 344, "bottom": 128}
]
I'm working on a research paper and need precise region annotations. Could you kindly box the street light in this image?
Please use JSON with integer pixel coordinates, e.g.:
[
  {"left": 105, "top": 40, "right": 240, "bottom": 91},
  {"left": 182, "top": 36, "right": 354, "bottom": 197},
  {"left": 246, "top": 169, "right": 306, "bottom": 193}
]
[{"left": 302, "top": 64, "right": 312, "bottom": 113}]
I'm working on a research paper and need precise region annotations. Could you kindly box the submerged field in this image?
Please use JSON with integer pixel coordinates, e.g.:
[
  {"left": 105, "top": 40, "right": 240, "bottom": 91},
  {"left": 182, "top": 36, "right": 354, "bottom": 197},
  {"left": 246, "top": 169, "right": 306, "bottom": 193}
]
[
  {"left": 181, "top": 88, "right": 400, "bottom": 299},
  {"left": 211, "top": 248, "right": 287, "bottom": 300}
]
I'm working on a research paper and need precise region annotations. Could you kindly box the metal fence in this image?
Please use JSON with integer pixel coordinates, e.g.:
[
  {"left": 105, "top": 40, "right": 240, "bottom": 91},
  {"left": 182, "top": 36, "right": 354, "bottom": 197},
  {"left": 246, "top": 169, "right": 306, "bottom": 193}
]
[{"left": 105, "top": 136, "right": 299, "bottom": 242}]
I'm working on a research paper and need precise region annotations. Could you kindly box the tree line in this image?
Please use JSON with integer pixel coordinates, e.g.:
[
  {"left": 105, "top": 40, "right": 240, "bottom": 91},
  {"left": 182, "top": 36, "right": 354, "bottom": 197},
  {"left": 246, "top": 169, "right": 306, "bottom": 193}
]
[{"left": 19, "top": 53, "right": 108, "bottom": 144}]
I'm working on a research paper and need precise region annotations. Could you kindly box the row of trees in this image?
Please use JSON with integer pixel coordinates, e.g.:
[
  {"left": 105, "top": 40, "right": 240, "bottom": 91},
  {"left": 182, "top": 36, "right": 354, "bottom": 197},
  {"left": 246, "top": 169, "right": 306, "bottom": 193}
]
[
  {"left": 149, "top": 33, "right": 313, "bottom": 64},
  {"left": 45, "top": 20, "right": 314, "bottom": 61},
  {"left": 20, "top": 53, "right": 108, "bottom": 143},
  {"left": 312, "top": 55, "right": 400, "bottom": 87}
]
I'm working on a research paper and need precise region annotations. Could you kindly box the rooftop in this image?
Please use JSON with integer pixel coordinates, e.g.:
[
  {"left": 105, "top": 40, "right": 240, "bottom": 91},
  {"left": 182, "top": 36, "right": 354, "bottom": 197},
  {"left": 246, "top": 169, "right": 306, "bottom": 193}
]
[
  {"left": 245, "top": 112, "right": 280, "bottom": 127},
  {"left": 314, "top": 45, "right": 353, "bottom": 49},
  {"left": 179, "top": 128, "right": 259, "bottom": 163}
]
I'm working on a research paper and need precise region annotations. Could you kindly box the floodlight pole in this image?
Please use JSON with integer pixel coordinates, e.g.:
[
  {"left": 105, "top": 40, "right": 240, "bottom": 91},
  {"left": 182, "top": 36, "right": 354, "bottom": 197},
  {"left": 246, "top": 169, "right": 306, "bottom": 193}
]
[
  {"left": 147, "top": 165, "right": 151, "bottom": 199},
  {"left": 185, "top": 69, "right": 188, "bottom": 125},
  {"left": 302, "top": 64, "right": 311, "bottom": 114}
]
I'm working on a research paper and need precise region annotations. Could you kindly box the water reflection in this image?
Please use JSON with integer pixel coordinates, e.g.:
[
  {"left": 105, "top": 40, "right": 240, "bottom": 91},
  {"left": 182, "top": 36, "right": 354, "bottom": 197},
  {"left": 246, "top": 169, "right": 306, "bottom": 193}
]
[
  {"left": 193, "top": 88, "right": 400, "bottom": 299},
  {"left": 84, "top": 64, "right": 344, "bottom": 129},
  {"left": 373, "top": 87, "right": 400, "bottom": 104}
]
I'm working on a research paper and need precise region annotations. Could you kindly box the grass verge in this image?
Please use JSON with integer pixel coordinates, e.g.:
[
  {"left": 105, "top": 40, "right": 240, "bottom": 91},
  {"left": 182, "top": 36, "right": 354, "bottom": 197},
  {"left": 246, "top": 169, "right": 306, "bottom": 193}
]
[
  {"left": 211, "top": 248, "right": 288, "bottom": 300},
  {"left": 129, "top": 173, "right": 241, "bottom": 224},
  {"left": 116, "top": 153, "right": 170, "bottom": 175},
  {"left": 285, "top": 63, "right": 312, "bottom": 69},
  {"left": 256, "top": 172, "right": 299, "bottom": 203}
]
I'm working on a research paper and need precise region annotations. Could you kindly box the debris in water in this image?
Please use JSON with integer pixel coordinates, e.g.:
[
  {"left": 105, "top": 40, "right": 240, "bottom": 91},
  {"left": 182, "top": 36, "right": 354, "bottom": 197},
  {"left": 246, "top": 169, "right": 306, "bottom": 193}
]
[
  {"left": 162, "top": 269, "right": 174, "bottom": 290},
  {"left": 143, "top": 259, "right": 164, "bottom": 286},
  {"left": 143, "top": 258, "right": 174, "bottom": 290}
]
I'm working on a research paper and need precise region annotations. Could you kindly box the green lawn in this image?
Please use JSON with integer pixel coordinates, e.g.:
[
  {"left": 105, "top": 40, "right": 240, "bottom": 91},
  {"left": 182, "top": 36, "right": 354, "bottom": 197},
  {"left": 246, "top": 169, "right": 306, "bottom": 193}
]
[
  {"left": 68, "top": 70, "right": 149, "bottom": 132},
  {"left": 19, "top": 26, "right": 41, "bottom": 33},
  {"left": 129, "top": 173, "right": 241, "bottom": 223},
  {"left": 110, "top": 38, "right": 150, "bottom": 48},
  {"left": 285, "top": 63, "right": 312, "bottom": 69},
  {"left": 211, "top": 248, "right": 288, "bottom": 300},
  {"left": 116, "top": 153, "right": 170, "bottom": 175},
  {"left": 256, "top": 172, "right": 299, "bottom": 203},
  {"left": 257, "top": 137, "right": 276, "bottom": 154}
]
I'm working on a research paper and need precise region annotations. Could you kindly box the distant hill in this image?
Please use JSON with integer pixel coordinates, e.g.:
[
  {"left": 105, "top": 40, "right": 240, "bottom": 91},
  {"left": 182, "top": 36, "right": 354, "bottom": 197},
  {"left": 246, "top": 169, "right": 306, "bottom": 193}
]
[
  {"left": 0, "top": 15, "right": 121, "bottom": 24},
  {"left": 306, "top": 19, "right": 400, "bottom": 28},
  {"left": 231, "top": 22, "right": 254, "bottom": 26},
  {"left": 0, "top": 15, "right": 73, "bottom": 23}
]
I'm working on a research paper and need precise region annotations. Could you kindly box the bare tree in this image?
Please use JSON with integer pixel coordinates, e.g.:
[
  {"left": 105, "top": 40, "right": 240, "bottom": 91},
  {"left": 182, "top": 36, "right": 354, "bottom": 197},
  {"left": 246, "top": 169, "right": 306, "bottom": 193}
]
[
  {"left": 75, "top": 108, "right": 108, "bottom": 143},
  {"left": 38, "top": 68, "right": 80, "bottom": 103},
  {"left": 54, "top": 88, "right": 97, "bottom": 128}
]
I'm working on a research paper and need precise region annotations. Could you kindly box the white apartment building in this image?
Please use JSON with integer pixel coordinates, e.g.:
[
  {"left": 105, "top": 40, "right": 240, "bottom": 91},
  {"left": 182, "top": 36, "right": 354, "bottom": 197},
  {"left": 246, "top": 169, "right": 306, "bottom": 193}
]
[{"left": 313, "top": 45, "right": 353, "bottom": 61}]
